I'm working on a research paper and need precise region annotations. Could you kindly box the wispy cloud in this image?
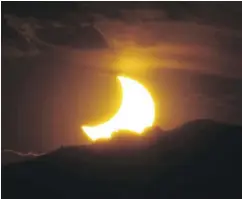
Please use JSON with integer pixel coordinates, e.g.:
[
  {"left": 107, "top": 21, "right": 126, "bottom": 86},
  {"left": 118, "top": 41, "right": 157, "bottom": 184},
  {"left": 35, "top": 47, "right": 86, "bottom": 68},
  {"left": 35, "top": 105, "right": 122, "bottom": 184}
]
[{"left": 2, "top": 149, "right": 45, "bottom": 157}]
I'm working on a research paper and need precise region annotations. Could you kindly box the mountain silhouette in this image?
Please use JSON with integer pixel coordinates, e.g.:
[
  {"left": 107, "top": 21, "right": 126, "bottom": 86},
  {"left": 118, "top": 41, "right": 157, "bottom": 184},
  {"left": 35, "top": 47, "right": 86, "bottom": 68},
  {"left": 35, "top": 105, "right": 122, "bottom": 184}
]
[{"left": 2, "top": 119, "right": 242, "bottom": 199}]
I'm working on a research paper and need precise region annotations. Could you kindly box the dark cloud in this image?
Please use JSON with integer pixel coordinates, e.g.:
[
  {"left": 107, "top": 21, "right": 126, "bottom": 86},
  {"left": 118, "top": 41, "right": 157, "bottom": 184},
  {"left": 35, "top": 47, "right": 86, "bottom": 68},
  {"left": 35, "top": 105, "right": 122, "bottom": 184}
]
[
  {"left": 2, "top": 17, "right": 41, "bottom": 57},
  {"left": 36, "top": 25, "right": 108, "bottom": 49},
  {"left": 2, "top": 12, "right": 109, "bottom": 58},
  {"left": 2, "top": 2, "right": 242, "bottom": 78},
  {"left": 3, "top": 2, "right": 242, "bottom": 29}
]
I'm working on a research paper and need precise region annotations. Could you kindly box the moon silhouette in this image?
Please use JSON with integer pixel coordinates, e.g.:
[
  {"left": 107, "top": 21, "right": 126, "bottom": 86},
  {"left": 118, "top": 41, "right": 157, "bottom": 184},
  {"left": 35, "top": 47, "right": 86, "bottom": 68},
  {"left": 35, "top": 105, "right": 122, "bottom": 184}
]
[{"left": 81, "top": 76, "right": 155, "bottom": 141}]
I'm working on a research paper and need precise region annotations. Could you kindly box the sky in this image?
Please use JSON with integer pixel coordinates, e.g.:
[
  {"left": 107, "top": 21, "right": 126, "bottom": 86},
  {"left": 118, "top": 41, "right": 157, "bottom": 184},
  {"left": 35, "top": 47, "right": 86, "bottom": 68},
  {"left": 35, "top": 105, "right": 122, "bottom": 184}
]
[{"left": 2, "top": 2, "right": 242, "bottom": 153}]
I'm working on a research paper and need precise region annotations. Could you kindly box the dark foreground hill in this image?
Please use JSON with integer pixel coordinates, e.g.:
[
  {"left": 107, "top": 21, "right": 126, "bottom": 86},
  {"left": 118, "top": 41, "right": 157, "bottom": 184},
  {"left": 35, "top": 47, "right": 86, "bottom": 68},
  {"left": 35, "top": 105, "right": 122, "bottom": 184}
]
[{"left": 2, "top": 119, "right": 242, "bottom": 199}]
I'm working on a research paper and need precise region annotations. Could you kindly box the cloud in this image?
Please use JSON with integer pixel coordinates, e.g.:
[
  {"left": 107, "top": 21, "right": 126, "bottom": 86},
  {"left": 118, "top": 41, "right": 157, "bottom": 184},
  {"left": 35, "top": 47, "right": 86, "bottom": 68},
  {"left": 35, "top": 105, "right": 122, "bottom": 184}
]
[
  {"left": 2, "top": 14, "right": 109, "bottom": 58},
  {"left": 1, "top": 149, "right": 45, "bottom": 166},
  {"left": 93, "top": 14, "right": 242, "bottom": 78},
  {"left": 2, "top": 4, "right": 242, "bottom": 78},
  {"left": 2, "top": 149, "right": 44, "bottom": 157}
]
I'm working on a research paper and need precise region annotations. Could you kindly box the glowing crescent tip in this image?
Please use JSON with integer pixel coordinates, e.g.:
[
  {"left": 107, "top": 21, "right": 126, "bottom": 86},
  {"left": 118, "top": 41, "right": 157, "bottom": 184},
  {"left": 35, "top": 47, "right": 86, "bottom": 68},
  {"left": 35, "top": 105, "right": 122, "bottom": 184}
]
[{"left": 81, "top": 76, "right": 155, "bottom": 141}]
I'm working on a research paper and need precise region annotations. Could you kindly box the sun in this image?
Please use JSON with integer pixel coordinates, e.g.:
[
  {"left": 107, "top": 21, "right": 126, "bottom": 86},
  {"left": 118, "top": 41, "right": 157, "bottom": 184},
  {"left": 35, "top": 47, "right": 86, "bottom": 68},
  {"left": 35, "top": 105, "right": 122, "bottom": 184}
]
[{"left": 81, "top": 76, "right": 155, "bottom": 141}]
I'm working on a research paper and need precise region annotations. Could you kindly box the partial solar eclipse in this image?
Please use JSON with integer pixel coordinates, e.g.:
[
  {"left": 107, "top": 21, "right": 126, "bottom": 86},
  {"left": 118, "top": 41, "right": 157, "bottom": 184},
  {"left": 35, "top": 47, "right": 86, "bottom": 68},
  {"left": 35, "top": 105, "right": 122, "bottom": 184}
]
[{"left": 81, "top": 76, "right": 155, "bottom": 141}]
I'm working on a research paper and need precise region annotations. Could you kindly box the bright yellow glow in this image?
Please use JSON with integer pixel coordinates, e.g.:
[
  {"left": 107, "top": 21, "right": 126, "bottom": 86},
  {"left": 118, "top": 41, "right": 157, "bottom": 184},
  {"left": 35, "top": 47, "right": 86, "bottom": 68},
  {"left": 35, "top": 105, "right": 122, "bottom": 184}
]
[
  {"left": 81, "top": 76, "right": 155, "bottom": 141},
  {"left": 114, "top": 48, "right": 155, "bottom": 74},
  {"left": 116, "top": 56, "right": 148, "bottom": 69}
]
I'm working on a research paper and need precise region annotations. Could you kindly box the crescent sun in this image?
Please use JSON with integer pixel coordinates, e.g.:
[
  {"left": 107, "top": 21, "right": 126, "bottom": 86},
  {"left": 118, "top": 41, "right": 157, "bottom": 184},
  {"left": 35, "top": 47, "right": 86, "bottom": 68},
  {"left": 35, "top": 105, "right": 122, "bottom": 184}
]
[{"left": 81, "top": 76, "right": 155, "bottom": 141}]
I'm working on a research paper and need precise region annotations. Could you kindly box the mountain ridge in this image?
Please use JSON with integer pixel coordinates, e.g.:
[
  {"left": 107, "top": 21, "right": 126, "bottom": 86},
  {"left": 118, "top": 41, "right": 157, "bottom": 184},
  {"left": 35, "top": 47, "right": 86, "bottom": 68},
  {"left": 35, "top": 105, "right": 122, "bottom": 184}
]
[{"left": 2, "top": 119, "right": 242, "bottom": 199}]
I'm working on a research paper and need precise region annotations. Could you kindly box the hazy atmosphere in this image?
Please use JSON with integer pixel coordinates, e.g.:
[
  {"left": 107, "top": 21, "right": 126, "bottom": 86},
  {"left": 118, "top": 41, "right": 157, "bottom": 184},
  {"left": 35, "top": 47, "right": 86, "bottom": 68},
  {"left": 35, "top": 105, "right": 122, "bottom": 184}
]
[{"left": 2, "top": 1, "right": 242, "bottom": 152}]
